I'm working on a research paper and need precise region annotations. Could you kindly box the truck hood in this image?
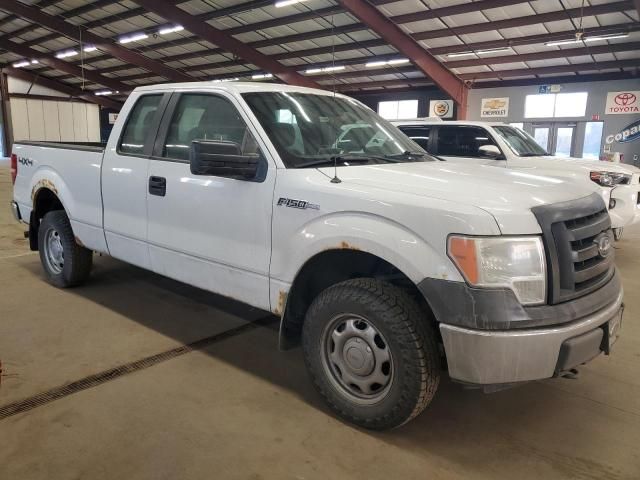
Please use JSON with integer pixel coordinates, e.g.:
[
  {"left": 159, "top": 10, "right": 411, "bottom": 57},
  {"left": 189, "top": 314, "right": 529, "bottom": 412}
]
[
  {"left": 508, "top": 155, "right": 640, "bottom": 175},
  {"left": 318, "top": 162, "right": 595, "bottom": 233}
]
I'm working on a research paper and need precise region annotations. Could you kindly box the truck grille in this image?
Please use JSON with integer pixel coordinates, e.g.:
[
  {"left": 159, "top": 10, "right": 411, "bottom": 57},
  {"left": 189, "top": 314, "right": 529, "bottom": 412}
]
[{"left": 532, "top": 193, "right": 614, "bottom": 304}]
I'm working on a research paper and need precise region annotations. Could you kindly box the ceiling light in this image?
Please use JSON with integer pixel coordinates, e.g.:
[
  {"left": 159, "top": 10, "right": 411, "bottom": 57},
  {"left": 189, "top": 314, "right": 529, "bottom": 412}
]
[
  {"left": 95, "top": 90, "right": 114, "bottom": 96},
  {"left": 476, "top": 47, "right": 511, "bottom": 54},
  {"left": 545, "top": 38, "right": 584, "bottom": 46},
  {"left": 55, "top": 49, "right": 78, "bottom": 59},
  {"left": 212, "top": 77, "right": 239, "bottom": 83},
  {"left": 584, "top": 33, "right": 629, "bottom": 42},
  {"left": 252, "top": 73, "right": 273, "bottom": 79},
  {"left": 12, "top": 60, "right": 30, "bottom": 68},
  {"left": 83, "top": 45, "right": 98, "bottom": 53},
  {"left": 446, "top": 51, "right": 475, "bottom": 58},
  {"left": 30, "top": 60, "right": 38, "bottom": 64},
  {"left": 305, "top": 65, "right": 345, "bottom": 74},
  {"left": 365, "top": 58, "right": 409, "bottom": 67},
  {"left": 275, "top": 0, "right": 308, "bottom": 7},
  {"left": 159, "top": 25, "right": 184, "bottom": 35},
  {"left": 119, "top": 33, "right": 148, "bottom": 44}
]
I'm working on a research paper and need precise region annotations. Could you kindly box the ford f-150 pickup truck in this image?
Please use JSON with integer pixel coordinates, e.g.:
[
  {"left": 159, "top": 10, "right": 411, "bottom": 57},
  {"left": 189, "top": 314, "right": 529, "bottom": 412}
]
[
  {"left": 392, "top": 119, "right": 640, "bottom": 240},
  {"left": 11, "top": 82, "right": 624, "bottom": 430}
]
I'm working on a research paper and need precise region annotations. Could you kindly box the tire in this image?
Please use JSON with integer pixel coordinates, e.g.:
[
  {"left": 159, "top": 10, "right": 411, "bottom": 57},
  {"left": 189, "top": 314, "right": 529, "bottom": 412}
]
[
  {"left": 613, "top": 227, "right": 623, "bottom": 241},
  {"left": 38, "top": 210, "right": 93, "bottom": 288},
  {"left": 302, "top": 278, "right": 440, "bottom": 430}
]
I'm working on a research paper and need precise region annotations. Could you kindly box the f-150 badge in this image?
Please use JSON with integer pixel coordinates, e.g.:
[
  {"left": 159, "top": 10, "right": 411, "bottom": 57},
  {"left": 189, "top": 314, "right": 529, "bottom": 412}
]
[{"left": 277, "top": 197, "right": 319, "bottom": 210}]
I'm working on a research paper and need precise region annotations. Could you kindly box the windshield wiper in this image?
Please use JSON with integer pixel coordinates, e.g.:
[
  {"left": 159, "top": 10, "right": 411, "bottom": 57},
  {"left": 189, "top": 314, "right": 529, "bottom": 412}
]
[
  {"left": 385, "top": 150, "right": 441, "bottom": 162},
  {"left": 293, "top": 154, "right": 402, "bottom": 169}
]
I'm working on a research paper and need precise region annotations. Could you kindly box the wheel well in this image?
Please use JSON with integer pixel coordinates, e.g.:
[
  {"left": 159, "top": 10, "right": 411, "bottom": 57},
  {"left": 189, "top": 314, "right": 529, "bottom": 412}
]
[
  {"left": 29, "top": 188, "right": 64, "bottom": 250},
  {"left": 280, "top": 249, "right": 436, "bottom": 347}
]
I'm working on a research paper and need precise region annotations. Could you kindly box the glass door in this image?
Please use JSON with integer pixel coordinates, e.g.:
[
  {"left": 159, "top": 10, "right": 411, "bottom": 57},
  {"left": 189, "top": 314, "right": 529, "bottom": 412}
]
[
  {"left": 531, "top": 124, "right": 552, "bottom": 153},
  {"left": 554, "top": 124, "right": 576, "bottom": 157},
  {"left": 528, "top": 123, "right": 577, "bottom": 156}
]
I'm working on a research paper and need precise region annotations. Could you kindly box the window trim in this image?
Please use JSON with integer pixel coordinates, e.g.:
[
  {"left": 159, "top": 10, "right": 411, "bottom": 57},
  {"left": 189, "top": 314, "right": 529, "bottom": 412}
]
[
  {"left": 116, "top": 92, "right": 171, "bottom": 158},
  {"left": 433, "top": 125, "right": 506, "bottom": 159},
  {"left": 150, "top": 91, "right": 269, "bottom": 182}
]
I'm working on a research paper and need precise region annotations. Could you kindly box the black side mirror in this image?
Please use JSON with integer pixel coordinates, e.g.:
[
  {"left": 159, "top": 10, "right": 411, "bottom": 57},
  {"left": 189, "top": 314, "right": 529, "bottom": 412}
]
[{"left": 190, "top": 140, "right": 260, "bottom": 180}]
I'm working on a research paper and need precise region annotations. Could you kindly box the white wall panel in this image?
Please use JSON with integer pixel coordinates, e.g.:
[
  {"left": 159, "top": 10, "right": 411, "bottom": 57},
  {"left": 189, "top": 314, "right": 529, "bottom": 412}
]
[
  {"left": 86, "top": 104, "right": 100, "bottom": 142},
  {"left": 10, "top": 98, "right": 29, "bottom": 141},
  {"left": 42, "top": 101, "right": 61, "bottom": 142},
  {"left": 72, "top": 102, "right": 88, "bottom": 142},
  {"left": 26, "top": 100, "right": 45, "bottom": 141},
  {"left": 57, "top": 102, "right": 74, "bottom": 141}
]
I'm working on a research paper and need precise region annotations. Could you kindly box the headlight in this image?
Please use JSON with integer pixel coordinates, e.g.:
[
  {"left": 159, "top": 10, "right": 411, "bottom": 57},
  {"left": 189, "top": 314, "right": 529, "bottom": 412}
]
[
  {"left": 590, "top": 171, "right": 631, "bottom": 187},
  {"left": 447, "top": 236, "right": 546, "bottom": 305}
]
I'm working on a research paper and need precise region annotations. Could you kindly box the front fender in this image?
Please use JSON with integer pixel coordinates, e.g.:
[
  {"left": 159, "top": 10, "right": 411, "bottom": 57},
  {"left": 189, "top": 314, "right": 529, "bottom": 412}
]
[{"left": 270, "top": 211, "right": 464, "bottom": 288}]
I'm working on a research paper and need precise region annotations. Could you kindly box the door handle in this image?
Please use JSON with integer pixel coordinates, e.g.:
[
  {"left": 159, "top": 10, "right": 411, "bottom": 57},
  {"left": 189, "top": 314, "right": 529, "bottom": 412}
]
[{"left": 149, "top": 176, "right": 166, "bottom": 197}]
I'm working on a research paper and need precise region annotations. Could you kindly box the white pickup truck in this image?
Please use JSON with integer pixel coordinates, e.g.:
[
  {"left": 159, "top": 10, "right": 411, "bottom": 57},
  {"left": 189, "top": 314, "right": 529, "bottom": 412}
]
[
  {"left": 391, "top": 119, "right": 640, "bottom": 240},
  {"left": 11, "top": 82, "right": 624, "bottom": 430}
]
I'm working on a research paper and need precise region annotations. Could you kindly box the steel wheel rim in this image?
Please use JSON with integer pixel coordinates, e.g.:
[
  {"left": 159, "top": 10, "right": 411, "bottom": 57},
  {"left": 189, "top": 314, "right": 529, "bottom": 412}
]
[
  {"left": 44, "top": 227, "right": 64, "bottom": 275},
  {"left": 320, "top": 313, "right": 394, "bottom": 405}
]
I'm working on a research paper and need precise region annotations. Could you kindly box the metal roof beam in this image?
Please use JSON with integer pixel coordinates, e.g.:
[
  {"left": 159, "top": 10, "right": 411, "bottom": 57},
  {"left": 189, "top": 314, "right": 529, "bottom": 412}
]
[
  {"left": 0, "top": 0, "right": 192, "bottom": 82},
  {"left": 338, "top": 0, "right": 469, "bottom": 117},
  {"left": 129, "top": 0, "right": 319, "bottom": 89},
  {"left": 0, "top": 38, "right": 132, "bottom": 93},
  {"left": 1, "top": 67, "right": 122, "bottom": 109}
]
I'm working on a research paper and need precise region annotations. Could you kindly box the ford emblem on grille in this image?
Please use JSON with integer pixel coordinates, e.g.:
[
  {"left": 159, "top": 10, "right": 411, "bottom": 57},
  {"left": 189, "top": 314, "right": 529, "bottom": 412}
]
[{"left": 594, "top": 232, "right": 613, "bottom": 258}]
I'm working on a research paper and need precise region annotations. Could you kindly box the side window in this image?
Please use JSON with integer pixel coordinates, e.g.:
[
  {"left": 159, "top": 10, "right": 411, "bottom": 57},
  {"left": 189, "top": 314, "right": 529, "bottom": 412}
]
[
  {"left": 398, "top": 126, "right": 431, "bottom": 151},
  {"left": 436, "top": 126, "right": 498, "bottom": 157},
  {"left": 119, "top": 95, "right": 162, "bottom": 155},
  {"left": 162, "top": 94, "right": 260, "bottom": 161}
]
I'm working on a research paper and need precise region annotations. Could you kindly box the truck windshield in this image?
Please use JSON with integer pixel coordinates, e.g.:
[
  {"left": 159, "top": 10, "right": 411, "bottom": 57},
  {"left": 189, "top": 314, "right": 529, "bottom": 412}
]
[
  {"left": 493, "top": 126, "right": 549, "bottom": 157},
  {"left": 241, "top": 92, "right": 432, "bottom": 168}
]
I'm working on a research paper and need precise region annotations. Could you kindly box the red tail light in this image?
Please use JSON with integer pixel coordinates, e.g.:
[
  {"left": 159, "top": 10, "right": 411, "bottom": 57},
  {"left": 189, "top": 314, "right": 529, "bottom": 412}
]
[{"left": 10, "top": 153, "right": 17, "bottom": 185}]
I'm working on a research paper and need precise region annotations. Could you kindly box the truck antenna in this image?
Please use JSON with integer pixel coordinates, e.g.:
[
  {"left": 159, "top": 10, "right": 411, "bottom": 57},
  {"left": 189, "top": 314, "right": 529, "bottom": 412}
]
[{"left": 330, "top": 156, "right": 342, "bottom": 184}]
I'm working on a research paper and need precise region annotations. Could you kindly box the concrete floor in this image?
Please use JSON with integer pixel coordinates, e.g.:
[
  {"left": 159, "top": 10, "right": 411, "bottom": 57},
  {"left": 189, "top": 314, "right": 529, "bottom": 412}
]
[{"left": 0, "top": 164, "right": 639, "bottom": 480}]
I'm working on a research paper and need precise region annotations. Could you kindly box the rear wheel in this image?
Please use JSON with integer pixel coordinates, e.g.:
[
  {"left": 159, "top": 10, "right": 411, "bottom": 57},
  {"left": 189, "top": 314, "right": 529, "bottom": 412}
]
[
  {"left": 302, "top": 278, "right": 440, "bottom": 430},
  {"left": 38, "top": 210, "right": 93, "bottom": 288}
]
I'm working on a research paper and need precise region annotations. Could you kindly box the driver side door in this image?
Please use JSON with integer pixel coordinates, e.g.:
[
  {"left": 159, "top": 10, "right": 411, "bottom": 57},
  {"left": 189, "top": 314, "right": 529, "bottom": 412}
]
[{"left": 146, "top": 91, "right": 276, "bottom": 310}]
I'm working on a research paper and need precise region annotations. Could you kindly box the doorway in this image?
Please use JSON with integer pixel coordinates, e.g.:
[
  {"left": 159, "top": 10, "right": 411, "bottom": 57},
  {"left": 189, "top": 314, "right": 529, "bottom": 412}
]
[{"left": 529, "top": 123, "right": 577, "bottom": 157}]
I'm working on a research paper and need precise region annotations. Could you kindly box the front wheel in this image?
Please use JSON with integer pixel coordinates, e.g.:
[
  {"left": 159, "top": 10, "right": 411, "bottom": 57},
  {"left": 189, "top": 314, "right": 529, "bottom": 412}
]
[
  {"left": 613, "top": 227, "right": 623, "bottom": 241},
  {"left": 302, "top": 278, "right": 440, "bottom": 430},
  {"left": 38, "top": 210, "right": 93, "bottom": 288}
]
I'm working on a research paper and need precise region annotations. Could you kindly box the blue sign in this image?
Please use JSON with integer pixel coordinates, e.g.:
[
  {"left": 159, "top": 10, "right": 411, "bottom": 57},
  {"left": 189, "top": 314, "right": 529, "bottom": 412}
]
[{"left": 605, "top": 119, "right": 640, "bottom": 144}]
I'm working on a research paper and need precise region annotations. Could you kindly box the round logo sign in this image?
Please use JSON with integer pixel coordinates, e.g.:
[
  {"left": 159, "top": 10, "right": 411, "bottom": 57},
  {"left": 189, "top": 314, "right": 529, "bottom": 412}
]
[
  {"left": 594, "top": 232, "right": 613, "bottom": 258},
  {"left": 614, "top": 92, "right": 637, "bottom": 106},
  {"left": 433, "top": 101, "right": 450, "bottom": 117}
]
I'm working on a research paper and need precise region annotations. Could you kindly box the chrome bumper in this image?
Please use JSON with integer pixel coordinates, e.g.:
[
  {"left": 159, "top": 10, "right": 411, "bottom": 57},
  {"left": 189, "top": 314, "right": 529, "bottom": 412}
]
[
  {"left": 10, "top": 201, "right": 21, "bottom": 222},
  {"left": 440, "top": 289, "right": 624, "bottom": 385}
]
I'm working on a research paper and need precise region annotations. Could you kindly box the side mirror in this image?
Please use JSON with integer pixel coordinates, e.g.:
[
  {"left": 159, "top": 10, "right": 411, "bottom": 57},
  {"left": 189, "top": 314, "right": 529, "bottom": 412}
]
[
  {"left": 478, "top": 144, "right": 503, "bottom": 159},
  {"left": 190, "top": 140, "right": 260, "bottom": 180}
]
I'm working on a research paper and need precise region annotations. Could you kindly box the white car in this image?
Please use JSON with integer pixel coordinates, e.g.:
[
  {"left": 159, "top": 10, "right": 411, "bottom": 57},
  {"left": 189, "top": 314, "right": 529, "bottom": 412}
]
[
  {"left": 11, "top": 82, "right": 624, "bottom": 429},
  {"left": 392, "top": 119, "right": 640, "bottom": 239}
]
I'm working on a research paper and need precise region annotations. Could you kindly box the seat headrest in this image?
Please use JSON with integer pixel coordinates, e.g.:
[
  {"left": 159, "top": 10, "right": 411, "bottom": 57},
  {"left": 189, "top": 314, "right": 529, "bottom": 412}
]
[{"left": 271, "top": 123, "right": 296, "bottom": 148}]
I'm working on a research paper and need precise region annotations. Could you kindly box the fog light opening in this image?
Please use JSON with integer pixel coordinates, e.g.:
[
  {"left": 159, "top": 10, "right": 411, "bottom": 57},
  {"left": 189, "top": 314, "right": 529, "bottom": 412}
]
[{"left": 609, "top": 198, "right": 616, "bottom": 209}]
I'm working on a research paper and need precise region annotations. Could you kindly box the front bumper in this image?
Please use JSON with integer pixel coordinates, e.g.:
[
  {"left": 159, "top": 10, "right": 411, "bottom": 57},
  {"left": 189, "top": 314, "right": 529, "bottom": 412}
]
[
  {"left": 10, "top": 201, "right": 22, "bottom": 222},
  {"left": 439, "top": 289, "right": 624, "bottom": 385}
]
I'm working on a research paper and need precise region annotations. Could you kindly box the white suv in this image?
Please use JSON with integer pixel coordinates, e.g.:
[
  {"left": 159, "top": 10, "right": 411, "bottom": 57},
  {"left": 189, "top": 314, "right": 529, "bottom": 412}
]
[{"left": 393, "top": 119, "right": 640, "bottom": 239}]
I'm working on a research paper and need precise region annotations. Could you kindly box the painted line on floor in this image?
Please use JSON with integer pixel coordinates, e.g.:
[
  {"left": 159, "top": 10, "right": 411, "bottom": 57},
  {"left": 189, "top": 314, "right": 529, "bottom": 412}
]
[{"left": 0, "top": 315, "right": 277, "bottom": 421}]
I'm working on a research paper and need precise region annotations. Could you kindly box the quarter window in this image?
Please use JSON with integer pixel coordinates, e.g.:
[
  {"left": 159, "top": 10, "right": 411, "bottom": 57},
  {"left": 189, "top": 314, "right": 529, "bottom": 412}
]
[
  {"left": 119, "top": 94, "right": 162, "bottom": 155},
  {"left": 435, "top": 126, "right": 499, "bottom": 157},
  {"left": 162, "top": 94, "right": 259, "bottom": 161}
]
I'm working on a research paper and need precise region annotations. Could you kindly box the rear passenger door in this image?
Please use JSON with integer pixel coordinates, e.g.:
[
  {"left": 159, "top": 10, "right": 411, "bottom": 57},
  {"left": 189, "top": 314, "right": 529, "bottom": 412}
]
[
  {"left": 433, "top": 125, "right": 506, "bottom": 166},
  {"left": 102, "top": 92, "right": 170, "bottom": 269},
  {"left": 145, "top": 91, "right": 275, "bottom": 310}
]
